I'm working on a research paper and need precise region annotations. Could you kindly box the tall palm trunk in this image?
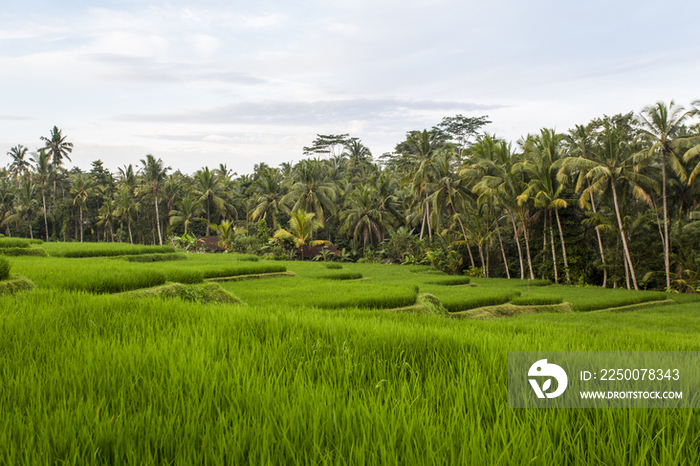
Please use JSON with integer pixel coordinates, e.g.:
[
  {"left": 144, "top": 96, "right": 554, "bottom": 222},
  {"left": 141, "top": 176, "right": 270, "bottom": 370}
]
[
  {"left": 79, "top": 207, "right": 83, "bottom": 242},
  {"left": 496, "top": 222, "right": 510, "bottom": 278},
  {"left": 127, "top": 218, "right": 133, "bottom": 244},
  {"left": 154, "top": 194, "right": 163, "bottom": 245},
  {"left": 520, "top": 211, "right": 534, "bottom": 280},
  {"left": 206, "top": 197, "right": 211, "bottom": 236},
  {"left": 42, "top": 190, "right": 49, "bottom": 242},
  {"left": 661, "top": 150, "right": 671, "bottom": 289},
  {"left": 509, "top": 211, "right": 525, "bottom": 279},
  {"left": 588, "top": 189, "right": 607, "bottom": 288},
  {"left": 477, "top": 243, "right": 486, "bottom": 276},
  {"left": 610, "top": 182, "right": 638, "bottom": 290},
  {"left": 549, "top": 210, "right": 558, "bottom": 283},
  {"left": 554, "top": 208, "right": 570, "bottom": 283},
  {"left": 454, "top": 209, "right": 475, "bottom": 268}
]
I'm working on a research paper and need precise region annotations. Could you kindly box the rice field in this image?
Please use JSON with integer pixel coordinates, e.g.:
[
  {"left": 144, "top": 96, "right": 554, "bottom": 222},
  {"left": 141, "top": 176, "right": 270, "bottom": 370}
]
[{"left": 1, "top": 244, "right": 699, "bottom": 464}]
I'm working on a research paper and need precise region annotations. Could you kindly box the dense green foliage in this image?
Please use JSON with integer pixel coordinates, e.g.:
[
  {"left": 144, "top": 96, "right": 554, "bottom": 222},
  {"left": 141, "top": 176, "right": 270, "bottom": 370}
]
[
  {"left": 0, "top": 247, "right": 47, "bottom": 256},
  {"left": 4, "top": 102, "right": 700, "bottom": 292}
]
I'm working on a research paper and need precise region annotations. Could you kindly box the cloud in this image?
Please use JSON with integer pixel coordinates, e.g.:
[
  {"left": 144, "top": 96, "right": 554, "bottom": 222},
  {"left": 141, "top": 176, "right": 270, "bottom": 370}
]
[
  {"left": 116, "top": 98, "right": 505, "bottom": 126},
  {"left": 0, "top": 115, "right": 34, "bottom": 121}
]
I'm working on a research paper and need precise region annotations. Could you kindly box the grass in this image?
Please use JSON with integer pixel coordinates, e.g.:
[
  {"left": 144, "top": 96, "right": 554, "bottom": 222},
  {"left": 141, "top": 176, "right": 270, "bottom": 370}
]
[
  {"left": 426, "top": 276, "right": 471, "bottom": 285},
  {"left": 42, "top": 242, "right": 176, "bottom": 258},
  {"left": 123, "top": 282, "right": 242, "bottom": 305},
  {"left": 315, "top": 270, "right": 364, "bottom": 280},
  {"left": 2, "top": 245, "right": 700, "bottom": 463},
  {"left": 0, "top": 247, "right": 48, "bottom": 257},
  {"left": 0, "top": 287, "right": 699, "bottom": 464},
  {"left": 0, "top": 256, "right": 9, "bottom": 280},
  {"left": 0, "top": 238, "right": 39, "bottom": 248},
  {"left": 120, "top": 252, "right": 187, "bottom": 262},
  {"left": 510, "top": 295, "right": 563, "bottom": 305},
  {"left": 0, "top": 276, "right": 35, "bottom": 295}
]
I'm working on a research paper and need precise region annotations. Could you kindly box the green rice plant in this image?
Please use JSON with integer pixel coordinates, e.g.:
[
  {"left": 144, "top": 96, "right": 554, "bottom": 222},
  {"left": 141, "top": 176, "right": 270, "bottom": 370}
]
[
  {"left": 0, "top": 276, "right": 35, "bottom": 295},
  {"left": 316, "top": 271, "right": 363, "bottom": 280},
  {"left": 510, "top": 295, "right": 563, "bottom": 305},
  {"left": 0, "top": 238, "right": 33, "bottom": 248},
  {"left": 0, "top": 247, "right": 48, "bottom": 257},
  {"left": 515, "top": 279, "right": 552, "bottom": 286},
  {"left": 431, "top": 288, "right": 521, "bottom": 312},
  {"left": 426, "top": 276, "right": 471, "bottom": 286},
  {"left": 163, "top": 268, "right": 204, "bottom": 284},
  {"left": 324, "top": 263, "right": 342, "bottom": 269},
  {"left": 232, "top": 254, "right": 260, "bottom": 262},
  {"left": 120, "top": 253, "right": 187, "bottom": 262},
  {"left": 197, "top": 263, "right": 287, "bottom": 279},
  {"left": 125, "top": 282, "right": 241, "bottom": 305},
  {"left": 43, "top": 242, "right": 176, "bottom": 258},
  {"left": 0, "top": 256, "right": 10, "bottom": 280}
]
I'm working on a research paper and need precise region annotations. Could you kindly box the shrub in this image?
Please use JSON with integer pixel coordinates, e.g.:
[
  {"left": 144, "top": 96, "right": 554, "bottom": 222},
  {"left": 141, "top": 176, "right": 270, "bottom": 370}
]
[
  {"left": 0, "top": 257, "right": 10, "bottom": 280},
  {"left": 317, "top": 271, "right": 363, "bottom": 280},
  {"left": 427, "top": 277, "right": 471, "bottom": 286},
  {"left": 511, "top": 295, "right": 563, "bottom": 306},
  {"left": 0, "top": 248, "right": 48, "bottom": 257}
]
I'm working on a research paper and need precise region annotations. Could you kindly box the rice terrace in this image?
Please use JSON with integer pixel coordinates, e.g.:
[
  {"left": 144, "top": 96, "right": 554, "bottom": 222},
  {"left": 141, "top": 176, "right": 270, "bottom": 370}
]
[{"left": 0, "top": 234, "right": 699, "bottom": 464}]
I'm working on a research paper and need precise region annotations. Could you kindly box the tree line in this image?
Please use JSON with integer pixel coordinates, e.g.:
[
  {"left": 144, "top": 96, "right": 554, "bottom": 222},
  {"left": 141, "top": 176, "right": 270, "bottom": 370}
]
[{"left": 3, "top": 101, "right": 700, "bottom": 291}]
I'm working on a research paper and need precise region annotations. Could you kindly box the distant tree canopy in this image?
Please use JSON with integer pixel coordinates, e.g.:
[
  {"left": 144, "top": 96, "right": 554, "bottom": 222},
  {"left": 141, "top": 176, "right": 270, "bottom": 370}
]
[{"left": 3, "top": 104, "right": 700, "bottom": 292}]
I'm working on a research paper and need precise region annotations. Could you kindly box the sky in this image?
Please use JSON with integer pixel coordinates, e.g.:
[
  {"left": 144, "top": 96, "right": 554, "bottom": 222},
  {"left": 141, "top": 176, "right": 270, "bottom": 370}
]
[{"left": 1, "top": 0, "right": 699, "bottom": 175}]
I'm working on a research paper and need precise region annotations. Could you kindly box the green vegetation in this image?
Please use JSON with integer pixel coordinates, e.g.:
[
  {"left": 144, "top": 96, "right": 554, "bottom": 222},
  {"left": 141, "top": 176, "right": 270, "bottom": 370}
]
[
  {"left": 0, "top": 276, "right": 35, "bottom": 295},
  {"left": 42, "top": 242, "right": 176, "bottom": 258},
  {"left": 120, "top": 252, "right": 187, "bottom": 262},
  {"left": 124, "top": 282, "right": 241, "bottom": 305},
  {"left": 0, "top": 256, "right": 10, "bottom": 280},
  {"left": 324, "top": 262, "right": 343, "bottom": 269},
  {"left": 316, "top": 270, "right": 363, "bottom": 280},
  {"left": 0, "top": 238, "right": 41, "bottom": 248},
  {"left": 0, "top": 247, "right": 47, "bottom": 256},
  {"left": 426, "top": 276, "right": 471, "bottom": 285}
]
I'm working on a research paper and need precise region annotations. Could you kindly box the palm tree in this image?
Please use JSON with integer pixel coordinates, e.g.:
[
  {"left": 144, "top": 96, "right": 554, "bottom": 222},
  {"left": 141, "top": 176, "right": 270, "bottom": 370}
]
[
  {"left": 561, "top": 115, "right": 656, "bottom": 290},
  {"left": 193, "top": 167, "right": 229, "bottom": 236},
  {"left": 96, "top": 198, "right": 116, "bottom": 242},
  {"left": 7, "top": 145, "right": 30, "bottom": 183},
  {"left": 70, "top": 173, "right": 96, "bottom": 242},
  {"left": 249, "top": 167, "right": 288, "bottom": 230},
  {"left": 169, "top": 194, "right": 204, "bottom": 236},
  {"left": 518, "top": 129, "right": 571, "bottom": 283},
  {"left": 114, "top": 186, "right": 139, "bottom": 244},
  {"left": 0, "top": 179, "right": 14, "bottom": 237},
  {"left": 41, "top": 126, "right": 73, "bottom": 208},
  {"left": 273, "top": 210, "right": 329, "bottom": 258},
  {"left": 281, "top": 159, "right": 337, "bottom": 226},
  {"left": 565, "top": 124, "right": 608, "bottom": 287},
  {"left": 139, "top": 154, "right": 170, "bottom": 245},
  {"left": 636, "top": 101, "right": 695, "bottom": 289},
  {"left": 340, "top": 185, "right": 390, "bottom": 252},
  {"left": 30, "top": 149, "right": 53, "bottom": 241},
  {"left": 3, "top": 181, "right": 40, "bottom": 239},
  {"left": 466, "top": 135, "right": 529, "bottom": 277}
]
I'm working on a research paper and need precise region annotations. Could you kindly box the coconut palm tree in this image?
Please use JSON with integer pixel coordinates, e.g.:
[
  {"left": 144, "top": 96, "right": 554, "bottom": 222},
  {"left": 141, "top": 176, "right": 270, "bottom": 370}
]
[
  {"left": 561, "top": 115, "right": 656, "bottom": 290},
  {"left": 518, "top": 129, "right": 571, "bottom": 283},
  {"left": 139, "top": 154, "right": 170, "bottom": 245},
  {"left": 635, "top": 101, "right": 695, "bottom": 289},
  {"left": 0, "top": 179, "right": 14, "bottom": 237},
  {"left": 41, "top": 126, "right": 73, "bottom": 208},
  {"left": 96, "top": 198, "right": 117, "bottom": 242},
  {"left": 3, "top": 181, "right": 40, "bottom": 239},
  {"left": 30, "top": 149, "right": 53, "bottom": 241},
  {"left": 193, "top": 167, "right": 229, "bottom": 235},
  {"left": 273, "top": 209, "right": 329, "bottom": 258},
  {"left": 340, "top": 185, "right": 391, "bottom": 252},
  {"left": 169, "top": 194, "right": 204, "bottom": 236},
  {"left": 114, "top": 186, "right": 139, "bottom": 244},
  {"left": 281, "top": 159, "right": 337, "bottom": 226},
  {"left": 7, "top": 145, "right": 30, "bottom": 184},
  {"left": 70, "top": 173, "right": 96, "bottom": 242},
  {"left": 249, "top": 167, "right": 288, "bottom": 230}
]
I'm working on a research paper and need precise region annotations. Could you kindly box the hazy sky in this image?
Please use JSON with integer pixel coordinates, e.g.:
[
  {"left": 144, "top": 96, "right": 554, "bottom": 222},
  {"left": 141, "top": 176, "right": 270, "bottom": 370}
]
[{"left": 2, "top": 0, "right": 699, "bottom": 175}]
